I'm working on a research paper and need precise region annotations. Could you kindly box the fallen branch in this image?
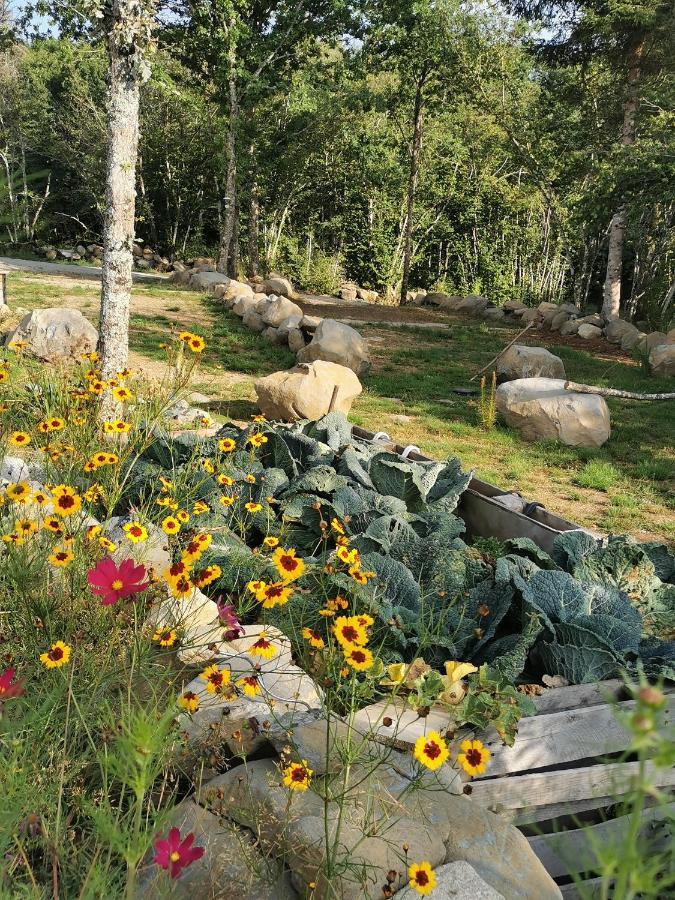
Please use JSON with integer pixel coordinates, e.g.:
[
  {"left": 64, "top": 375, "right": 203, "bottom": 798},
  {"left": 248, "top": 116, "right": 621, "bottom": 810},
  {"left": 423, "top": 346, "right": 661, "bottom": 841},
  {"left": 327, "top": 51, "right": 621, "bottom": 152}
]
[
  {"left": 564, "top": 381, "right": 675, "bottom": 401},
  {"left": 470, "top": 322, "right": 534, "bottom": 382}
]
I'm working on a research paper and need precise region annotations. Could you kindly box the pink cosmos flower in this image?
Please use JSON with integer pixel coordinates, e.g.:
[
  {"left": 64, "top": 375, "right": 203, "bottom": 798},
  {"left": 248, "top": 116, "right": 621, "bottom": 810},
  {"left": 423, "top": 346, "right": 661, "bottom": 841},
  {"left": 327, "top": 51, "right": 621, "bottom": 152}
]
[
  {"left": 216, "top": 601, "right": 244, "bottom": 641},
  {"left": 153, "top": 827, "right": 204, "bottom": 879},
  {"left": 87, "top": 556, "right": 149, "bottom": 606},
  {"left": 0, "top": 667, "right": 24, "bottom": 701}
]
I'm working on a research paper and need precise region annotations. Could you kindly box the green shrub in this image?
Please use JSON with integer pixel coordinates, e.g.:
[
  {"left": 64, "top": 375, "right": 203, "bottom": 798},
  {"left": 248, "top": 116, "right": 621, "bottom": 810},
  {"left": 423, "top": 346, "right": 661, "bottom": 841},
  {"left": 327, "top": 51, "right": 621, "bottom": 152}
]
[{"left": 575, "top": 460, "right": 621, "bottom": 491}]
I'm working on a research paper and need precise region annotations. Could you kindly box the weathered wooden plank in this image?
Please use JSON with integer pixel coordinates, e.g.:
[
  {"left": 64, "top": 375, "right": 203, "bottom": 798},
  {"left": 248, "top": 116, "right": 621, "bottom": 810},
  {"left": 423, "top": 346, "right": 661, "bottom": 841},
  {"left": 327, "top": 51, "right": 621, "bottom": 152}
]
[
  {"left": 469, "top": 761, "right": 675, "bottom": 811},
  {"left": 470, "top": 697, "right": 674, "bottom": 778},
  {"left": 532, "top": 680, "right": 625, "bottom": 714},
  {"left": 512, "top": 797, "right": 615, "bottom": 826},
  {"left": 527, "top": 804, "right": 674, "bottom": 879}
]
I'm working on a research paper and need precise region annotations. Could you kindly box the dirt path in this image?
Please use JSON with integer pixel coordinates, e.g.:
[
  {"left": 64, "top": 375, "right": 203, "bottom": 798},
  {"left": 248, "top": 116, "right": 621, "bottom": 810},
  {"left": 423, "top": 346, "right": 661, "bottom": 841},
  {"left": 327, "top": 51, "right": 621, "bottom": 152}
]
[{"left": 0, "top": 255, "right": 168, "bottom": 283}]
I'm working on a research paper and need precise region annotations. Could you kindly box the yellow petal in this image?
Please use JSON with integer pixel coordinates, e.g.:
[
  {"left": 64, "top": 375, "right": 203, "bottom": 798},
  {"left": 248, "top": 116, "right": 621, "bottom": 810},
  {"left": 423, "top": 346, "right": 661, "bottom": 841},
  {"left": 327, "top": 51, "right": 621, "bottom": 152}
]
[
  {"left": 380, "top": 662, "right": 407, "bottom": 686},
  {"left": 444, "top": 661, "right": 479, "bottom": 684}
]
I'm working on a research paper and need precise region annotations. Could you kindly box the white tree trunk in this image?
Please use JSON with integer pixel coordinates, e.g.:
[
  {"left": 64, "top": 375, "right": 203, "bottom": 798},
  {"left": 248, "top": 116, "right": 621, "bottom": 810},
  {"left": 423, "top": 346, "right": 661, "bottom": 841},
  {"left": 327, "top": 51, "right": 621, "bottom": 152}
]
[
  {"left": 99, "top": 0, "right": 142, "bottom": 408},
  {"left": 601, "top": 39, "right": 643, "bottom": 320}
]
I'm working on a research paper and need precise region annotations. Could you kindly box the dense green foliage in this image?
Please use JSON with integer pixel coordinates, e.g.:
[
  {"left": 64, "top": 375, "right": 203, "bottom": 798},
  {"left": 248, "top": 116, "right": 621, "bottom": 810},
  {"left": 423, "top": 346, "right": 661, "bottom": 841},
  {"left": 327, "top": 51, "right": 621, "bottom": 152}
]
[
  {"left": 139, "top": 413, "right": 675, "bottom": 685},
  {"left": 2, "top": 0, "right": 673, "bottom": 320}
]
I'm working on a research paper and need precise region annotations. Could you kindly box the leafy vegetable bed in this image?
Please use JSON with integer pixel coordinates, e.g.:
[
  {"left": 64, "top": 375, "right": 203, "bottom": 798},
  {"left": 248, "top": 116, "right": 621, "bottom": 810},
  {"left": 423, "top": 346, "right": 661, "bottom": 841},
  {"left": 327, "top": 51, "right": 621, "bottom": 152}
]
[{"left": 137, "top": 412, "right": 675, "bottom": 686}]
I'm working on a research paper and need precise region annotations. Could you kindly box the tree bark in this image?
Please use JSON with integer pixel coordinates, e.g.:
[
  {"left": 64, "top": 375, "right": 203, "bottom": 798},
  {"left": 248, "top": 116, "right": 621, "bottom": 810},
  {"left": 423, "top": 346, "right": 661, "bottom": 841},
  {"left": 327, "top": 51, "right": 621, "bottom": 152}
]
[
  {"left": 248, "top": 181, "right": 260, "bottom": 277},
  {"left": 99, "top": 0, "right": 143, "bottom": 410},
  {"left": 217, "top": 29, "right": 239, "bottom": 276},
  {"left": 601, "top": 38, "right": 644, "bottom": 320},
  {"left": 399, "top": 68, "right": 427, "bottom": 306}
]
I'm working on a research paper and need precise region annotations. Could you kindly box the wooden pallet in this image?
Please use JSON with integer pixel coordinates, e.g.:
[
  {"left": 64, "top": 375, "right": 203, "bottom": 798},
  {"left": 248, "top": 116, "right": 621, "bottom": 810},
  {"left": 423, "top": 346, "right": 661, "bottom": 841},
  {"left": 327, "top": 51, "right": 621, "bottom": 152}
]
[{"left": 354, "top": 680, "right": 674, "bottom": 897}]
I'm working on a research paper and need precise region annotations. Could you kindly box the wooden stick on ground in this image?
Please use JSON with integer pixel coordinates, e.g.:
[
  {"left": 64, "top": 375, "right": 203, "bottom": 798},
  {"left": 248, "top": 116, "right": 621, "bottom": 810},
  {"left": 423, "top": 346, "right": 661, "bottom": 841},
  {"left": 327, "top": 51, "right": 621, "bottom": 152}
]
[
  {"left": 470, "top": 322, "right": 534, "bottom": 382},
  {"left": 564, "top": 381, "right": 675, "bottom": 401}
]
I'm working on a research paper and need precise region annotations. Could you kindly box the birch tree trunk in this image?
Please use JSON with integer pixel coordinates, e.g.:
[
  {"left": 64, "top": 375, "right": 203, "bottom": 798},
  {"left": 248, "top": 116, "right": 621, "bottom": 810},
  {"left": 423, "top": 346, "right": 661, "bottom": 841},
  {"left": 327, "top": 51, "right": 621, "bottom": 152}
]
[
  {"left": 217, "top": 27, "right": 239, "bottom": 275},
  {"left": 248, "top": 182, "right": 260, "bottom": 277},
  {"left": 399, "top": 68, "right": 427, "bottom": 306},
  {"left": 99, "top": 0, "right": 145, "bottom": 416},
  {"left": 601, "top": 39, "right": 644, "bottom": 320}
]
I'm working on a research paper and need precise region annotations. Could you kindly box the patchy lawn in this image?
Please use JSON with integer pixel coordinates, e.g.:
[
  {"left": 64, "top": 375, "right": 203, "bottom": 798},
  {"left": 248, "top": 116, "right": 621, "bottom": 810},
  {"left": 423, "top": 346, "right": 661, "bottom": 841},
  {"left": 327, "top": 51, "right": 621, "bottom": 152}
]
[{"left": 7, "top": 270, "right": 674, "bottom": 542}]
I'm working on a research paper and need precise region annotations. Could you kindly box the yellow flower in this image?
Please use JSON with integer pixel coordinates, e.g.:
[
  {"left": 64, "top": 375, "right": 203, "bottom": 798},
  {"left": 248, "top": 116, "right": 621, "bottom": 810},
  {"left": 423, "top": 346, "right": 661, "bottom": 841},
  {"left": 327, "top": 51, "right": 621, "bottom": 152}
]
[
  {"left": 103, "top": 419, "right": 132, "bottom": 434},
  {"left": 457, "top": 739, "right": 491, "bottom": 777},
  {"left": 282, "top": 760, "right": 312, "bottom": 792},
  {"left": 413, "top": 731, "right": 450, "bottom": 771},
  {"left": 438, "top": 661, "right": 479, "bottom": 706},
  {"left": 251, "top": 414, "right": 266, "bottom": 423},
  {"left": 262, "top": 535, "right": 279, "bottom": 548},
  {"left": 48, "top": 547, "right": 75, "bottom": 567},
  {"left": 32, "top": 490, "right": 50, "bottom": 506},
  {"left": 0, "top": 368, "right": 8, "bottom": 383},
  {"left": 161, "top": 516, "right": 181, "bottom": 535},
  {"left": 219, "top": 495, "right": 237, "bottom": 507},
  {"left": 43, "top": 515, "right": 64, "bottom": 534},
  {"left": 88, "top": 380, "right": 106, "bottom": 395},
  {"left": 112, "top": 386, "right": 133, "bottom": 402},
  {"left": 200, "top": 664, "right": 232, "bottom": 695},
  {"left": 249, "top": 631, "right": 277, "bottom": 660},
  {"left": 272, "top": 547, "right": 305, "bottom": 583},
  {"left": 5, "top": 482, "right": 32, "bottom": 504},
  {"left": 349, "top": 567, "right": 375, "bottom": 585},
  {"left": 152, "top": 628, "right": 177, "bottom": 648},
  {"left": 178, "top": 691, "right": 200, "bottom": 713},
  {"left": 331, "top": 517, "right": 345, "bottom": 535},
  {"left": 99, "top": 536, "right": 116, "bottom": 552},
  {"left": 302, "top": 627, "right": 325, "bottom": 650},
  {"left": 244, "top": 474, "right": 256, "bottom": 484},
  {"left": 244, "top": 501, "right": 262, "bottom": 514},
  {"left": 52, "top": 485, "right": 82, "bottom": 517},
  {"left": 40, "top": 640, "right": 71, "bottom": 669},
  {"left": 333, "top": 616, "right": 368, "bottom": 648},
  {"left": 343, "top": 645, "right": 374, "bottom": 671},
  {"left": 16, "top": 519, "right": 38, "bottom": 538},
  {"left": 216, "top": 474, "right": 234, "bottom": 486},
  {"left": 123, "top": 522, "right": 148, "bottom": 543},
  {"left": 218, "top": 438, "right": 236, "bottom": 453},
  {"left": 9, "top": 431, "right": 30, "bottom": 447},
  {"left": 176, "top": 509, "right": 190, "bottom": 523},
  {"left": 247, "top": 432, "right": 268, "bottom": 448},
  {"left": 193, "top": 500, "right": 209, "bottom": 515},
  {"left": 192, "top": 564, "right": 222, "bottom": 588},
  {"left": 187, "top": 335, "right": 205, "bottom": 353},
  {"left": 380, "top": 663, "right": 408, "bottom": 687},
  {"left": 201, "top": 459, "right": 214, "bottom": 474},
  {"left": 236, "top": 675, "right": 261, "bottom": 698},
  {"left": 408, "top": 862, "right": 437, "bottom": 896},
  {"left": 8, "top": 339, "right": 27, "bottom": 351},
  {"left": 258, "top": 582, "right": 293, "bottom": 609}
]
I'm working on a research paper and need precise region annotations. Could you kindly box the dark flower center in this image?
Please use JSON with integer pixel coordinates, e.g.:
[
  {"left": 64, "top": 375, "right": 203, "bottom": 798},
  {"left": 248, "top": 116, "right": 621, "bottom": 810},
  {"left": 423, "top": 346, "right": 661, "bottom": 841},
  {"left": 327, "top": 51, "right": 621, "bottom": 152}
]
[
  {"left": 466, "top": 748, "right": 483, "bottom": 767},
  {"left": 49, "top": 647, "right": 64, "bottom": 661},
  {"left": 424, "top": 741, "right": 441, "bottom": 760},
  {"left": 414, "top": 871, "right": 429, "bottom": 886}
]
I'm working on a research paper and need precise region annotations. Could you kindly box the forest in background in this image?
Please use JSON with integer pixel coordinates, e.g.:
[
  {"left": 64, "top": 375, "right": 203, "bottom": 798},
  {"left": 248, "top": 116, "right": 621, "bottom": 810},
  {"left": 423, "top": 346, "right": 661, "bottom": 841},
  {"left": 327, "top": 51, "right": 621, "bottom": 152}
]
[{"left": 1, "top": 0, "right": 673, "bottom": 323}]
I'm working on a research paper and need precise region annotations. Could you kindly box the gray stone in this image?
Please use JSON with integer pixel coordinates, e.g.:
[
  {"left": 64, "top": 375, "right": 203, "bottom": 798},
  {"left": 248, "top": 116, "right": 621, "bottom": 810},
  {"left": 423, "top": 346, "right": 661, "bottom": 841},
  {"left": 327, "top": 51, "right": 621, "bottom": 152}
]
[
  {"left": 357, "top": 287, "right": 378, "bottom": 303},
  {"left": 496, "top": 345, "right": 566, "bottom": 382},
  {"left": 199, "top": 759, "right": 559, "bottom": 900},
  {"left": 645, "top": 331, "right": 667, "bottom": 351},
  {"left": 136, "top": 799, "right": 297, "bottom": 899},
  {"left": 287, "top": 328, "right": 306, "bottom": 353},
  {"left": 0, "top": 455, "right": 31, "bottom": 483},
  {"left": 550, "top": 310, "right": 571, "bottom": 331},
  {"left": 424, "top": 292, "right": 454, "bottom": 307},
  {"left": 457, "top": 295, "right": 489, "bottom": 315},
  {"left": 255, "top": 360, "right": 362, "bottom": 421},
  {"left": 575, "top": 314, "right": 603, "bottom": 327},
  {"left": 261, "top": 295, "right": 303, "bottom": 328},
  {"left": 297, "top": 318, "right": 370, "bottom": 376},
  {"left": 261, "top": 275, "right": 298, "bottom": 300},
  {"left": 102, "top": 515, "right": 171, "bottom": 578},
  {"left": 189, "top": 271, "right": 231, "bottom": 292},
  {"left": 559, "top": 320, "right": 579, "bottom": 336},
  {"left": 503, "top": 300, "right": 526, "bottom": 312},
  {"left": 577, "top": 323, "right": 602, "bottom": 340},
  {"left": 135, "top": 258, "right": 152, "bottom": 270},
  {"left": 667, "top": 328, "right": 675, "bottom": 344},
  {"left": 231, "top": 295, "right": 259, "bottom": 318},
  {"left": 537, "top": 302, "right": 558, "bottom": 312},
  {"left": 649, "top": 343, "right": 675, "bottom": 377},
  {"left": 242, "top": 308, "right": 265, "bottom": 332},
  {"left": 483, "top": 307, "right": 505, "bottom": 321},
  {"left": 340, "top": 285, "right": 358, "bottom": 301},
  {"left": 45, "top": 249, "right": 57, "bottom": 261},
  {"left": 300, "top": 315, "right": 322, "bottom": 333},
  {"left": 605, "top": 318, "right": 634, "bottom": 344},
  {"left": 620, "top": 327, "right": 644, "bottom": 351},
  {"left": 172, "top": 268, "right": 193, "bottom": 287},
  {"left": 520, "top": 308, "right": 540, "bottom": 325},
  {"left": 6, "top": 308, "right": 97, "bottom": 363},
  {"left": 394, "top": 860, "right": 504, "bottom": 899},
  {"left": 211, "top": 278, "right": 255, "bottom": 302},
  {"left": 496, "top": 378, "right": 611, "bottom": 447},
  {"left": 262, "top": 326, "right": 282, "bottom": 344}
]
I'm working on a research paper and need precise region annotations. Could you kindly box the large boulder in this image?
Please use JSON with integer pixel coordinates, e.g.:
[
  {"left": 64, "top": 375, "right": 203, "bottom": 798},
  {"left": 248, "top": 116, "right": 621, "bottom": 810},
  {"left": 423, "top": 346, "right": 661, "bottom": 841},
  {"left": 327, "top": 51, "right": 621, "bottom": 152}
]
[
  {"left": 456, "top": 295, "right": 489, "bottom": 315},
  {"left": 199, "top": 758, "right": 560, "bottom": 900},
  {"left": 645, "top": 331, "right": 667, "bottom": 351},
  {"left": 242, "top": 307, "right": 265, "bottom": 332},
  {"left": 231, "top": 295, "right": 259, "bottom": 318},
  {"left": 395, "top": 861, "right": 504, "bottom": 899},
  {"left": 605, "top": 318, "right": 634, "bottom": 344},
  {"left": 559, "top": 319, "right": 579, "bottom": 336},
  {"left": 189, "top": 271, "right": 231, "bottom": 292},
  {"left": 577, "top": 323, "right": 602, "bottom": 340},
  {"left": 496, "top": 345, "right": 566, "bottom": 382},
  {"left": 211, "top": 277, "right": 255, "bottom": 301},
  {"left": 496, "top": 378, "right": 611, "bottom": 447},
  {"left": 261, "top": 275, "right": 298, "bottom": 300},
  {"left": 297, "top": 318, "right": 370, "bottom": 376},
  {"left": 6, "top": 308, "right": 97, "bottom": 363},
  {"left": 261, "top": 295, "right": 303, "bottom": 327},
  {"left": 136, "top": 799, "right": 297, "bottom": 900},
  {"left": 520, "top": 308, "right": 540, "bottom": 325},
  {"left": 649, "top": 344, "right": 675, "bottom": 378},
  {"left": 255, "top": 361, "right": 362, "bottom": 422},
  {"left": 620, "top": 327, "right": 644, "bottom": 352}
]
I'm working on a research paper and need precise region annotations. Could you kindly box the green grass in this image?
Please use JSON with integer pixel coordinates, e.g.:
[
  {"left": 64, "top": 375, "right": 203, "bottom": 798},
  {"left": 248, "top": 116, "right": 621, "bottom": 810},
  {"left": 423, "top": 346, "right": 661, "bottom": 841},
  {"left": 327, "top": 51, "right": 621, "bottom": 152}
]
[{"left": 4, "top": 270, "right": 674, "bottom": 541}]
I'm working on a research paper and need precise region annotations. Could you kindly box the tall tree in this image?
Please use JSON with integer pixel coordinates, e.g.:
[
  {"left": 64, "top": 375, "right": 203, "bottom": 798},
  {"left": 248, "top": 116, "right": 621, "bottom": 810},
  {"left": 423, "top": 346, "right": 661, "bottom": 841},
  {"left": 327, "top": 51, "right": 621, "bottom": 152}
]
[{"left": 507, "top": 0, "right": 674, "bottom": 318}]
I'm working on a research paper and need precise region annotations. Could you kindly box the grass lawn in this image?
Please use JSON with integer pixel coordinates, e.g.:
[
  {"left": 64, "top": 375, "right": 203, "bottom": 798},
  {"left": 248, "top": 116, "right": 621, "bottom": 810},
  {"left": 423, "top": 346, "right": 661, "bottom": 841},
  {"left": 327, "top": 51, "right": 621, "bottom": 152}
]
[{"left": 7, "top": 270, "right": 675, "bottom": 542}]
